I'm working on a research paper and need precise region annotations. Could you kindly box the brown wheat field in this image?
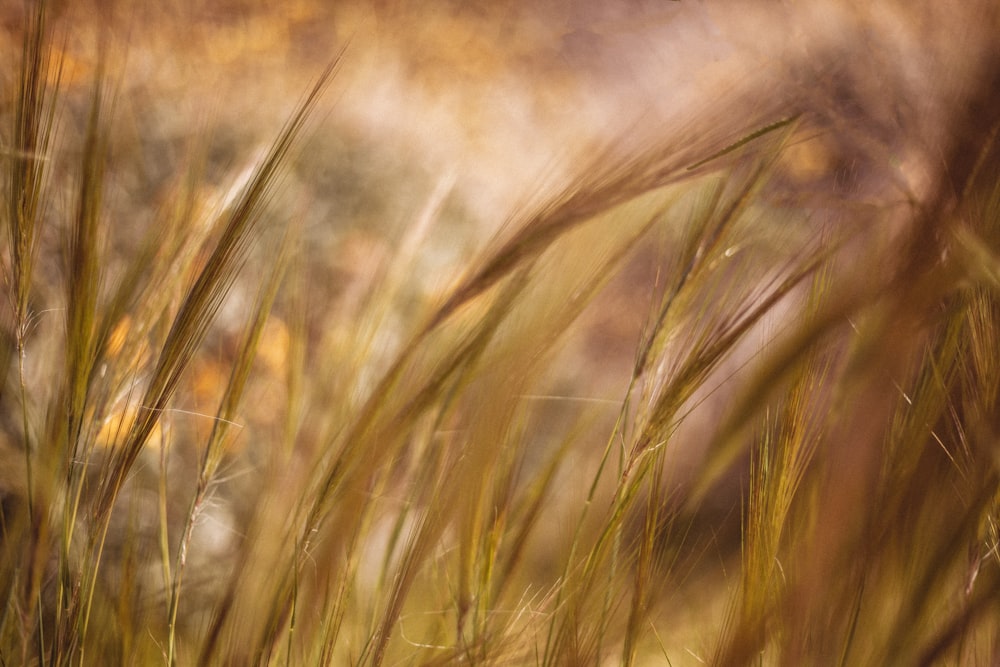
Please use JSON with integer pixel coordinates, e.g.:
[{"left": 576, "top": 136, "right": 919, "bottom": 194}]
[{"left": 1, "top": 1, "right": 999, "bottom": 665}]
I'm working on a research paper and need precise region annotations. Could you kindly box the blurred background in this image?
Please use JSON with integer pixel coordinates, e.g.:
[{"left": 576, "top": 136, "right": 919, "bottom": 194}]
[{"left": 5, "top": 0, "right": 993, "bottom": 401}]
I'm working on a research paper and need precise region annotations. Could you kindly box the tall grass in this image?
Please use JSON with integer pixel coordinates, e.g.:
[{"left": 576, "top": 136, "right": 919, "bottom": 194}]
[{"left": 2, "top": 2, "right": 1000, "bottom": 665}]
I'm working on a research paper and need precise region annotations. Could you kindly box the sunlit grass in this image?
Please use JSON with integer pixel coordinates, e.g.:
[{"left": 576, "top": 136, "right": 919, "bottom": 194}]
[{"left": 2, "top": 2, "right": 1000, "bottom": 665}]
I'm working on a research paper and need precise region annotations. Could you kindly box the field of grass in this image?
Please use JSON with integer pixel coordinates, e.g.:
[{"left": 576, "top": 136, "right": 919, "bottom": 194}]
[{"left": 2, "top": 1, "right": 1000, "bottom": 664}]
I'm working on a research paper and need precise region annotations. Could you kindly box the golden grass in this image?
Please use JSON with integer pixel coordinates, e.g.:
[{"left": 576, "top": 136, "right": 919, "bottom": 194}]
[{"left": 2, "top": 1, "right": 1000, "bottom": 665}]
